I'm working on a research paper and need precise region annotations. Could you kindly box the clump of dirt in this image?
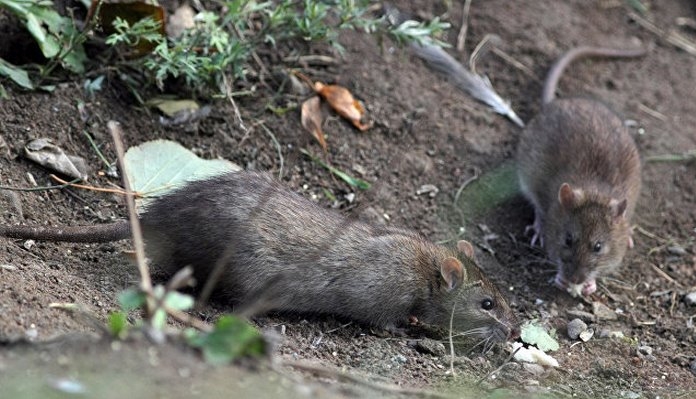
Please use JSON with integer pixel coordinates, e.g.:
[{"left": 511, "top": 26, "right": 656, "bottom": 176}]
[{"left": 1, "top": 0, "right": 696, "bottom": 398}]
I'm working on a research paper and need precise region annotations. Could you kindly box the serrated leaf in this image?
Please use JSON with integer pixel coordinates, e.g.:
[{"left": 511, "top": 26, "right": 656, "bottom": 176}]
[
  {"left": 520, "top": 321, "right": 559, "bottom": 352},
  {"left": 118, "top": 288, "right": 146, "bottom": 311},
  {"left": 123, "top": 140, "right": 241, "bottom": 208},
  {"left": 187, "top": 315, "right": 266, "bottom": 365},
  {"left": 163, "top": 291, "right": 194, "bottom": 311},
  {"left": 0, "top": 59, "right": 34, "bottom": 89}
]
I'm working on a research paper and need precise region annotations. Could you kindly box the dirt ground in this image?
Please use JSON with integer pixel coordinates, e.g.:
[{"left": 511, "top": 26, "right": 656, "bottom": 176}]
[{"left": 1, "top": 0, "right": 695, "bottom": 398}]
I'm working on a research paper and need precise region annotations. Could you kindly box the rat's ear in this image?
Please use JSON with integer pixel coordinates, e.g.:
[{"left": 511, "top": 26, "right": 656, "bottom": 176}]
[
  {"left": 441, "top": 257, "right": 465, "bottom": 291},
  {"left": 457, "top": 240, "right": 475, "bottom": 260},
  {"left": 558, "top": 183, "right": 583, "bottom": 209},
  {"left": 609, "top": 198, "right": 628, "bottom": 220}
]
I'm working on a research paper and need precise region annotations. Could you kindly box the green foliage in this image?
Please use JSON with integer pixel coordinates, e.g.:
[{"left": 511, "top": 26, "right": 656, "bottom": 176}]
[
  {"left": 108, "top": 311, "right": 129, "bottom": 339},
  {"left": 0, "top": 0, "right": 87, "bottom": 89},
  {"left": 186, "top": 315, "right": 267, "bottom": 365}
]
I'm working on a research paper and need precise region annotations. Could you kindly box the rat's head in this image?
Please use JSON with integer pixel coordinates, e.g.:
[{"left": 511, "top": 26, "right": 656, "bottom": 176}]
[
  {"left": 546, "top": 183, "right": 631, "bottom": 295},
  {"left": 434, "top": 240, "right": 519, "bottom": 346}
]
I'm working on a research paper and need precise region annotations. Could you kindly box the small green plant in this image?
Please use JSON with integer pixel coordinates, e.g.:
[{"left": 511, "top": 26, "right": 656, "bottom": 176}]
[
  {"left": 0, "top": 0, "right": 87, "bottom": 90},
  {"left": 103, "top": 0, "right": 450, "bottom": 97}
]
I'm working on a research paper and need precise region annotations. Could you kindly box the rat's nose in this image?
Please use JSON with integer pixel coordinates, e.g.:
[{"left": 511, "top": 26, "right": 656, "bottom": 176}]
[{"left": 509, "top": 326, "right": 521, "bottom": 340}]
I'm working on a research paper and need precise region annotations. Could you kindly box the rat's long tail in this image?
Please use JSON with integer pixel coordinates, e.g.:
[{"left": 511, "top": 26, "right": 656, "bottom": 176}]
[
  {"left": 0, "top": 221, "right": 131, "bottom": 243},
  {"left": 542, "top": 46, "right": 647, "bottom": 105}
]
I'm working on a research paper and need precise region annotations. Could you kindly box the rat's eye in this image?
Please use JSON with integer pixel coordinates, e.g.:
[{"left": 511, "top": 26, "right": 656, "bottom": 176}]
[
  {"left": 564, "top": 232, "right": 573, "bottom": 248},
  {"left": 592, "top": 241, "right": 603, "bottom": 253},
  {"left": 481, "top": 299, "right": 495, "bottom": 310}
]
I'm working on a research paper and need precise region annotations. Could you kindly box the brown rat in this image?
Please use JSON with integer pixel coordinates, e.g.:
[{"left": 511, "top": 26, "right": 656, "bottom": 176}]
[
  {"left": 1, "top": 171, "right": 518, "bottom": 343},
  {"left": 517, "top": 46, "right": 644, "bottom": 296}
]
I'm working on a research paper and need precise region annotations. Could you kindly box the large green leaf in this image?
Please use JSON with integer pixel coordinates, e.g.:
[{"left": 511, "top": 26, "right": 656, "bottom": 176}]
[
  {"left": 123, "top": 139, "right": 240, "bottom": 208},
  {"left": 0, "top": 59, "right": 34, "bottom": 89}
]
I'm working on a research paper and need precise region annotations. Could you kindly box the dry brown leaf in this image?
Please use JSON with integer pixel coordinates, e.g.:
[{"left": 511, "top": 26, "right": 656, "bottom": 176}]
[
  {"left": 301, "top": 96, "right": 327, "bottom": 151},
  {"left": 314, "top": 82, "right": 373, "bottom": 131}
]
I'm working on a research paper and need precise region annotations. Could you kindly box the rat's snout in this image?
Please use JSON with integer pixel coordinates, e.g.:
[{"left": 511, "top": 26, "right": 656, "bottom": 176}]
[{"left": 508, "top": 326, "right": 521, "bottom": 341}]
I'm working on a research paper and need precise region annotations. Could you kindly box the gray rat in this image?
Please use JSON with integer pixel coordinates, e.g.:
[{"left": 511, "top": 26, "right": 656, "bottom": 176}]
[
  {"left": 1, "top": 171, "right": 519, "bottom": 343},
  {"left": 517, "top": 47, "right": 644, "bottom": 296}
]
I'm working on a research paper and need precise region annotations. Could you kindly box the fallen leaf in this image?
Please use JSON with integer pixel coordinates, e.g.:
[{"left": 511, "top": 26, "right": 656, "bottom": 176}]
[
  {"left": 147, "top": 98, "right": 200, "bottom": 116},
  {"left": 314, "top": 82, "right": 372, "bottom": 131},
  {"left": 24, "top": 138, "right": 90, "bottom": 180},
  {"left": 123, "top": 139, "right": 241, "bottom": 209},
  {"left": 301, "top": 96, "right": 327, "bottom": 151}
]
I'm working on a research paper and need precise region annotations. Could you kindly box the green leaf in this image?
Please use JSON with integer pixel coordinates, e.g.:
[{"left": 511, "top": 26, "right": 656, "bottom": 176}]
[
  {"left": 25, "top": 13, "right": 60, "bottom": 58},
  {"left": 163, "top": 291, "right": 194, "bottom": 311},
  {"left": 187, "top": 315, "right": 266, "bottom": 365},
  {"left": 118, "top": 288, "right": 146, "bottom": 311},
  {"left": 0, "top": 59, "right": 34, "bottom": 89},
  {"left": 151, "top": 308, "right": 167, "bottom": 330},
  {"left": 300, "top": 148, "right": 370, "bottom": 190},
  {"left": 520, "top": 321, "right": 559, "bottom": 352},
  {"left": 123, "top": 140, "right": 241, "bottom": 208},
  {"left": 108, "top": 311, "right": 129, "bottom": 338}
]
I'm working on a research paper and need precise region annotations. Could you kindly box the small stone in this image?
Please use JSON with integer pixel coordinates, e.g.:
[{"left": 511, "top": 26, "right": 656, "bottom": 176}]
[
  {"left": 412, "top": 338, "right": 446, "bottom": 357},
  {"left": 599, "top": 328, "right": 625, "bottom": 339},
  {"left": 393, "top": 354, "right": 407, "bottom": 364},
  {"left": 690, "top": 360, "right": 696, "bottom": 376},
  {"left": 637, "top": 345, "right": 653, "bottom": 357},
  {"left": 684, "top": 292, "right": 696, "bottom": 306},
  {"left": 535, "top": 298, "right": 544, "bottom": 305},
  {"left": 416, "top": 184, "right": 439, "bottom": 198},
  {"left": 566, "top": 309, "right": 596, "bottom": 323},
  {"left": 23, "top": 240, "right": 35, "bottom": 250},
  {"left": 667, "top": 245, "right": 687, "bottom": 256},
  {"left": 567, "top": 318, "right": 587, "bottom": 340},
  {"left": 579, "top": 328, "right": 594, "bottom": 342},
  {"left": 344, "top": 193, "right": 355, "bottom": 203},
  {"left": 592, "top": 302, "right": 618, "bottom": 321},
  {"left": 522, "top": 363, "right": 545, "bottom": 376}
]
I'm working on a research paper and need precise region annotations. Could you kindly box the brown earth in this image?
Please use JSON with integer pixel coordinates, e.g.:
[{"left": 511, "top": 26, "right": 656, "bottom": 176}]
[{"left": 1, "top": 0, "right": 695, "bottom": 398}]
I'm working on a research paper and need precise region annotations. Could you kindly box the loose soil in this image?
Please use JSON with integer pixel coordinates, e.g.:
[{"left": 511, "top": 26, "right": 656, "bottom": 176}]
[{"left": 1, "top": 1, "right": 695, "bottom": 398}]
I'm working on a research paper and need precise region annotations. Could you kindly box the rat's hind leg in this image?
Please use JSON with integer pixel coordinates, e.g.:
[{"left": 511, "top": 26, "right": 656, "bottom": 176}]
[{"left": 524, "top": 209, "right": 544, "bottom": 247}]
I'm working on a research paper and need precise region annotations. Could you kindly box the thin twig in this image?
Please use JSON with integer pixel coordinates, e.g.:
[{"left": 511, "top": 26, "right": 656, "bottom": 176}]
[
  {"left": 166, "top": 306, "right": 213, "bottom": 332},
  {"left": 637, "top": 103, "right": 668, "bottom": 121},
  {"left": 282, "top": 361, "right": 451, "bottom": 399},
  {"left": 453, "top": 168, "right": 480, "bottom": 205},
  {"left": 107, "top": 121, "right": 153, "bottom": 311},
  {"left": 258, "top": 121, "right": 284, "bottom": 178},
  {"left": 49, "top": 174, "right": 130, "bottom": 196},
  {"left": 630, "top": 11, "right": 696, "bottom": 56},
  {"left": 0, "top": 177, "right": 81, "bottom": 192},
  {"left": 491, "top": 47, "right": 536, "bottom": 78},
  {"left": 650, "top": 263, "right": 682, "bottom": 287},
  {"left": 448, "top": 303, "right": 457, "bottom": 377},
  {"left": 456, "top": 0, "right": 473, "bottom": 52},
  {"left": 476, "top": 345, "right": 521, "bottom": 385},
  {"left": 196, "top": 244, "right": 236, "bottom": 310},
  {"left": 223, "top": 74, "right": 250, "bottom": 135},
  {"left": 82, "top": 130, "right": 117, "bottom": 173}
]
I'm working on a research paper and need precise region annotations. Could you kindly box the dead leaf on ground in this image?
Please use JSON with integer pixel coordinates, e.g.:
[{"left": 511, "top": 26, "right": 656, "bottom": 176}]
[
  {"left": 24, "top": 138, "right": 90, "bottom": 180},
  {"left": 301, "top": 96, "right": 327, "bottom": 151},
  {"left": 314, "top": 82, "right": 373, "bottom": 131}
]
